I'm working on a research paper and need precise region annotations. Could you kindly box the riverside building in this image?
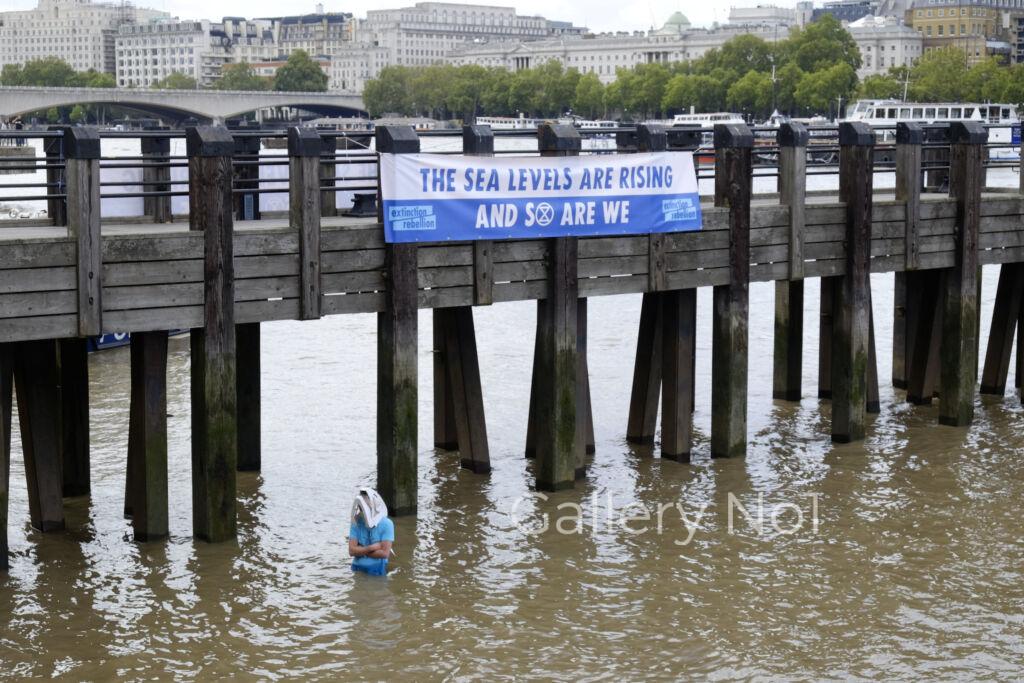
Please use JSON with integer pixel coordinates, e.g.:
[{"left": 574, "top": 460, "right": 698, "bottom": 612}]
[
  {"left": 330, "top": 2, "right": 584, "bottom": 94},
  {"left": 0, "top": 0, "right": 169, "bottom": 74}
]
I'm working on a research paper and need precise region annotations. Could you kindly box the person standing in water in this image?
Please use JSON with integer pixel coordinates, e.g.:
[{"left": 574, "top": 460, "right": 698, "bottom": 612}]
[{"left": 348, "top": 488, "right": 394, "bottom": 576}]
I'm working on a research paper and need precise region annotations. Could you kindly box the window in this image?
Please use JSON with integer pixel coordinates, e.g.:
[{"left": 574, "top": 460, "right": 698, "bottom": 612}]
[
  {"left": 900, "top": 107, "right": 911, "bottom": 117},
  {"left": 939, "top": 107, "right": 950, "bottom": 117},
  {"left": 913, "top": 107, "right": 923, "bottom": 117},
  {"left": 961, "top": 23, "right": 966, "bottom": 33},
  {"left": 938, "top": 24, "right": 943, "bottom": 35},
  {"left": 874, "top": 108, "right": 885, "bottom": 119},
  {"left": 925, "top": 107, "right": 936, "bottom": 117}
]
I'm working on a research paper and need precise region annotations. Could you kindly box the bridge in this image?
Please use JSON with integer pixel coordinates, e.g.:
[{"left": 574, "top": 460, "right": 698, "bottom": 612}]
[
  {"left": 0, "top": 120, "right": 1020, "bottom": 566},
  {"left": 0, "top": 86, "right": 367, "bottom": 122}
]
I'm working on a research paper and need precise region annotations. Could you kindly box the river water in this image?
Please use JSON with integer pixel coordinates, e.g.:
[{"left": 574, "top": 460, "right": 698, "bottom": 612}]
[{"left": 1, "top": 138, "right": 1022, "bottom": 679}]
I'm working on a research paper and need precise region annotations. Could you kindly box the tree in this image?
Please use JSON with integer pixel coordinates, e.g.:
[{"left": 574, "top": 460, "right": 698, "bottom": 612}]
[
  {"left": 1, "top": 57, "right": 78, "bottom": 86},
  {"left": 662, "top": 73, "right": 728, "bottom": 115},
  {"left": 857, "top": 73, "right": 902, "bottom": 99},
  {"left": 573, "top": 72, "right": 605, "bottom": 119},
  {"left": 447, "top": 64, "right": 489, "bottom": 121},
  {"left": 70, "top": 104, "right": 87, "bottom": 123},
  {"left": 215, "top": 62, "right": 269, "bottom": 91},
  {"left": 908, "top": 47, "right": 968, "bottom": 101},
  {"left": 363, "top": 65, "right": 414, "bottom": 116},
  {"left": 727, "top": 70, "right": 772, "bottom": 117},
  {"left": 784, "top": 15, "right": 861, "bottom": 73},
  {"left": 273, "top": 50, "right": 328, "bottom": 92},
  {"left": 480, "top": 67, "right": 514, "bottom": 116},
  {"left": 151, "top": 72, "right": 198, "bottom": 90},
  {"left": 716, "top": 34, "right": 774, "bottom": 75},
  {"left": 628, "top": 63, "right": 671, "bottom": 119},
  {"left": 964, "top": 58, "right": 1009, "bottom": 102},
  {"left": 74, "top": 69, "right": 116, "bottom": 88},
  {"left": 794, "top": 62, "right": 858, "bottom": 116},
  {"left": 775, "top": 63, "right": 804, "bottom": 114}
]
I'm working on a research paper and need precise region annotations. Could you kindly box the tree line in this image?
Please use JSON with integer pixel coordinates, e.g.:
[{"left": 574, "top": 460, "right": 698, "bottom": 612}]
[
  {"left": 0, "top": 50, "right": 328, "bottom": 93},
  {"left": 363, "top": 15, "right": 863, "bottom": 121},
  {"left": 858, "top": 47, "right": 1024, "bottom": 104}
]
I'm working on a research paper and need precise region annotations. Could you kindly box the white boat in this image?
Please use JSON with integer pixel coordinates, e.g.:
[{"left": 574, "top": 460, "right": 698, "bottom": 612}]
[
  {"left": 672, "top": 112, "right": 746, "bottom": 127},
  {"left": 844, "top": 99, "right": 1020, "bottom": 159},
  {"left": 475, "top": 115, "right": 540, "bottom": 130}
]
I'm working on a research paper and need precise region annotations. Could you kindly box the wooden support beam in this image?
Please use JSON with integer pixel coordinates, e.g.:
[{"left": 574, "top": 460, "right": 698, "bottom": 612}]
[
  {"left": 662, "top": 288, "right": 696, "bottom": 461},
  {"left": 440, "top": 307, "right": 491, "bottom": 474},
  {"left": 867, "top": 305, "right": 880, "bottom": 414},
  {"left": 524, "top": 321, "right": 541, "bottom": 458},
  {"left": 289, "top": 127, "right": 323, "bottom": 321},
  {"left": 893, "top": 122, "right": 924, "bottom": 388},
  {"left": 774, "top": 122, "right": 808, "bottom": 401},
  {"left": 711, "top": 123, "right": 752, "bottom": 458},
  {"left": 466, "top": 125, "right": 495, "bottom": 306},
  {"left": 128, "top": 331, "right": 168, "bottom": 542},
  {"left": 907, "top": 271, "right": 943, "bottom": 405},
  {"left": 940, "top": 122, "right": 985, "bottom": 426},
  {"left": 236, "top": 323, "right": 260, "bottom": 472},
  {"left": 62, "top": 126, "right": 102, "bottom": 337},
  {"left": 433, "top": 310, "right": 458, "bottom": 450},
  {"left": 141, "top": 131, "right": 172, "bottom": 223},
  {"left": 818, "top": 277, "right": 835, "bottom": 399},
  {"left": 44, "top": 130, "right": 66, "bottom": 227},
  {"left": 232, "top": 127, "right": 261, "bottom": 221},
  {"left": 575, "top": 299, "right": 589, "bottom": 476},
  {"left": 187, "top": 125, "right": 238, "bottom": 542},
  {"left": 1, "top": 348, "right": 12, "bottom": 571},
  {"left": 533, "top": 124, "right": 582, "bottom": 489},
  {"left": 58, "top": 338, "right": 89, "bottom": 497},
  {"left": 831, "top": 122, "right": 874, "bottom": 443},
  {"left": 376, "top": 126, "right": 420, "bottom": 515},
  {"left": 13, "top": 340, "right": 64, "bottom": 532},
  {"left": 626, "top": 293, "right": 663, "bottom": 445},
  {"left": 980, "top": 263, "right": 1024, "bottom": 395},
  {"left": 320, "top": 134, "right": 338, "bottom": 218}
]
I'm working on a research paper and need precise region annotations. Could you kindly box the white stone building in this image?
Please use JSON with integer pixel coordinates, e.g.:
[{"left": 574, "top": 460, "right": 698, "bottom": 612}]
[
  {"left": 0, "top": 0, "right": 169, "bottom": 74},
  {"left": 330, "top": 2, "right": 584, "bottom": 94},
  {"left": 446, "top": 13, "right": 794, "bottom": 84},
  {"left": 847, "top": 14, "right": 923, "bottom": 76},
  {"left": 115, "top": 20, "right": 232, "bottom": 88}
]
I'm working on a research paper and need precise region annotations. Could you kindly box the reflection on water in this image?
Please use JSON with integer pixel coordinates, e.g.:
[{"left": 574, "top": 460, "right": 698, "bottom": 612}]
[{"left": 2, "top": 269, "right": 1023, "bottom": 679}]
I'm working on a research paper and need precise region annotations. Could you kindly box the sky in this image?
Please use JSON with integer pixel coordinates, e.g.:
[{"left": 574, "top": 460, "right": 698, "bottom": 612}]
[{"left": 4, "top": 0, "right": 800, "bottom": 35}]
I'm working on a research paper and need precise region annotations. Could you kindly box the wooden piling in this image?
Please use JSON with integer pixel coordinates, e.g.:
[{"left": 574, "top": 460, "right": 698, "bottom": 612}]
[
  {"left": 431, "top": 125, "right": 492, "bottom": 473},
  {"left": 773, "top": 122, "right": 808, "bottom": 401},
  {"left": 980, "top": 263, "right": 1024, "bottom": 395},
  {"left": 818, "top": 277, "right": 835, "bottom": 399},
  {"left": 711, "top": 123, "right": 752, "bottom": 458},
  {"left": 289, "top": 127, "right": 323, "bottom": 321},
  {"left": 44, "top": 130, "right": 66, "bottom": 227},
  {"left": 939, "top": 121, "right": 985, "bottom": 426},
  {"left": 376, "top": 126, "right": 420, "bottom": 515},
  {"left": 141, "top": 131, "right": 172, "bottom": 223},
  {"left": 320, "top": 134, "right": 338, "bottom": 218},
  {"left": 0, "top": 349, "right": 12, "bottom": 570},
  {"left": 13, "top": 341, "right": 64, "bottom": 532},
  {"left": 127, "top": 331, "right": 168, "bottom": 541},
  {"left": 187, "top": 125, "right": 238, "bottom": 542},
  {"left": 232, "top": 128, "right": 261, "bottom": 221},
  {"left": 533, "top": 124, "right": 582, "bottom": 489},
  {"left": 893, "top": 122, "right": 923, "bottom": 389},
  {"left": 62, "top": 126, "right": 102, "bottom": 337},
  {"left": 662, "top": 289, "right": 696, "bottom": 461},
  {"left": 831, "top": 122, "right": 874, "bottom": 443},
  {"left": 58, "top": 338, "right": 90, "bottom": 497},
  {"left": 236, "top": 323, "right": 260, "bottom": 472},
  {"left": 626, "top": 292, "right": 662, "bottom": 444}
]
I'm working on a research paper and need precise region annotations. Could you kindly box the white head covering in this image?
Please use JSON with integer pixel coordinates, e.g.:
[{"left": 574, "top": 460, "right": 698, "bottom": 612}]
[{"left": 351, "top": 487, "right": 388, "bottom": 529}]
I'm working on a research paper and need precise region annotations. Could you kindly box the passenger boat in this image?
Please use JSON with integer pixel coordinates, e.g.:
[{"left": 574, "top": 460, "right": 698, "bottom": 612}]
[
  {"left": 844, "top": 99, "right": 1020, "bottom": 159},
  {"left": 475, "top": 115, "right": 541, "bottom": 130}
]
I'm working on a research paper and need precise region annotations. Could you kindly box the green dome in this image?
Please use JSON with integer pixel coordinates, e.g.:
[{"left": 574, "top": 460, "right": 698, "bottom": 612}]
[{"left": 664, "top": 11, "right": 690, "bottom": 27}]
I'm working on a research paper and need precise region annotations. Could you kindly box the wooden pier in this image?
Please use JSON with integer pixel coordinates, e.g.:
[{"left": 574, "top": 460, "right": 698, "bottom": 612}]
[{"left": 2, "top": 119, "right": 1023, "bottom": 567}]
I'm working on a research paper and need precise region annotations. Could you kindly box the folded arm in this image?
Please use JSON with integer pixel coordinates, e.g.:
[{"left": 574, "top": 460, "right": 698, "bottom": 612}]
[{"left": 348, "top": 539, "right": 392, "bottom": 559}]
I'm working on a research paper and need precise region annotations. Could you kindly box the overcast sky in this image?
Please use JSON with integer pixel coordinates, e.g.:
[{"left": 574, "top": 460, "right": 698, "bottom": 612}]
[{"left": 5, "top": 0, "right": 798, "bottom": 35}]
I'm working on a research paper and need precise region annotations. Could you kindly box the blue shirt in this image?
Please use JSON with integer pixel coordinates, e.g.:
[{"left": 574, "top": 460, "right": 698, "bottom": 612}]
[{"left": 350, "top": 517, "right": 394, "bottom": 575}]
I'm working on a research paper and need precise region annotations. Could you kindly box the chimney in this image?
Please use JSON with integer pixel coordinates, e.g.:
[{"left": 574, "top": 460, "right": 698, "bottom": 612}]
[{"left": 316, "top": 3, "right": 324, "bottom": 13}]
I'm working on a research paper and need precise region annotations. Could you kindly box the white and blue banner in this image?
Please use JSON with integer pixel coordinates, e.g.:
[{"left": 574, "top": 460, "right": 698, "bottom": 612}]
[{"left": 379, "top": 152, "right": 702, "bottom": 243}]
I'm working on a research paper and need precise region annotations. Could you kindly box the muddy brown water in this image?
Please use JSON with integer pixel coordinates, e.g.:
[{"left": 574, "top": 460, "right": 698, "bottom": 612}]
[{"left": 2, "top": 272, "right": 1023, "bottom": 679}]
